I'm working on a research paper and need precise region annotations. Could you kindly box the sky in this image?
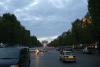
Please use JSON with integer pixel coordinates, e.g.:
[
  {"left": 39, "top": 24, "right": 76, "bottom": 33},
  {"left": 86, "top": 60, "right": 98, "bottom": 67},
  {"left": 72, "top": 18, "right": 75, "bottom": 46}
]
[{"left": 0, "top": 0, "right": 88, "bottom": 42}]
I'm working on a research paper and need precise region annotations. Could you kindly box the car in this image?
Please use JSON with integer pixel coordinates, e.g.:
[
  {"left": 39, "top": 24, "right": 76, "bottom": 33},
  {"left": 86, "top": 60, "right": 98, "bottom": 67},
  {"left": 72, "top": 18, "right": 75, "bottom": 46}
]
[
  {"left": 59, "top": 50, "right": 77, "bottom": 62},
  {"left": 29, "top": 48, "right": 36, "bottom": 53},
  {"left": 56, "top": 46, "right": 66, "bottom": 51},
  {"left": 82, "top": 47, "right": 93, "bottom": 54},
  {"left": 0, "top": 47, "right": 30, "bottom": 67},
  {"left": 39, "top": 48, "right": 48, "bottom": 53},
  {"left": 57, "top": 46, "right": 73, "bottom": 51}
]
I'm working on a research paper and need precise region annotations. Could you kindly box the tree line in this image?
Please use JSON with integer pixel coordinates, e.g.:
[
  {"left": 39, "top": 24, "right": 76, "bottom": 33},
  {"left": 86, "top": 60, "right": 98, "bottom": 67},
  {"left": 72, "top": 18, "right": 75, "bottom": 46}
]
[
  {"left": 48, "top": 13, "right": 93, "bottom": 47},
  {"left": 48, "top": 0, "right": 100, "bottom": 49},
  {"left": 0, "top": 13, "right": 41, "bottom": 47}
]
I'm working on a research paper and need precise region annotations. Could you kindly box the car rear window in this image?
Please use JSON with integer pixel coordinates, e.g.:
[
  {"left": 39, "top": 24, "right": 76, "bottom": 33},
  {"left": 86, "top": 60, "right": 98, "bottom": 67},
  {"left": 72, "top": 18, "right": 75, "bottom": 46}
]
[
  {"left": 63, "top": 51, "right": 75, "bottom": 55},
  {"left": 0, "top": 48, "right": 20, "bottom": 59}
]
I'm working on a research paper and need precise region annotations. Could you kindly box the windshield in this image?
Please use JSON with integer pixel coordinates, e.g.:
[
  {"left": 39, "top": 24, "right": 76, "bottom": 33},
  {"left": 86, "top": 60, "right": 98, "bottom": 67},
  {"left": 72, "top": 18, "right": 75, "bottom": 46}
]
[{"left": 0, "top": 0, "right": 99, "bottom": 67}]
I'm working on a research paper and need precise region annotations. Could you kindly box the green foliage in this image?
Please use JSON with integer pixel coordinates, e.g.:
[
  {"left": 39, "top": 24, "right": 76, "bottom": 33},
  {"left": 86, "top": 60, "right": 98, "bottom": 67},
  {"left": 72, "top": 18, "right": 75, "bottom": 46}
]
[
  {"left": 0, "top": 13, "right": 41, "bottom": 47},
  {"left": 49, "top": 31, "right": 74, "bottom": 47},
  {"left": 48, "top": 0, "right": 100, "bottom": 47},
  {"left": 88, "top": 0, "right": 100, "bottom": 49},
  {"left": 88, "top": 0, "right": 100, "bottom": 40},
  {"left": 72, "top": 19, "right": 82, "bottom": 44},
  {"left": 48, "top": 14, "right": 95, "bottom": 47}
]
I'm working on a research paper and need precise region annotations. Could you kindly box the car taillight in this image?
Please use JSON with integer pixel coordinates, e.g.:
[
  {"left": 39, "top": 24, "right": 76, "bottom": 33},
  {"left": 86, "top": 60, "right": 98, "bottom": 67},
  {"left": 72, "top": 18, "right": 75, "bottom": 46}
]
[{"left": 73, "top": 56, "right": 76, "bottom": 58}]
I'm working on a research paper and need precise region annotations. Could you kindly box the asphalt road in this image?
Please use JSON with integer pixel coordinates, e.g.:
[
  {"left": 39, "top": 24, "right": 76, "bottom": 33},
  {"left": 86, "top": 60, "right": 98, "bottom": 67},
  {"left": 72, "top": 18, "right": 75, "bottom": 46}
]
[{"left": 30, "top": 49, "right": 100, "bottom": 67}]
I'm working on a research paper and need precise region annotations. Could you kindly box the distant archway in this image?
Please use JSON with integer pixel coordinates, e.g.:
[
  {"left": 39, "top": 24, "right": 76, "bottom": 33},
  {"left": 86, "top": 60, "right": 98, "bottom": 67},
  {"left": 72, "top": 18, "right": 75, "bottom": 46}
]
[{"left": 41, "top": 40, "right": 48, "bottom": 48}]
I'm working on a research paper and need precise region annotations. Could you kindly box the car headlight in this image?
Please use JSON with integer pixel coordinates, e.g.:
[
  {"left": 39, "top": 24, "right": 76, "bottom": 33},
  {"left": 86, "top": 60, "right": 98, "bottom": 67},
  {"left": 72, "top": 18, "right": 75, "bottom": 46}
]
[{"left": 10, "top": 65, "right": 19, "bottom": 67}]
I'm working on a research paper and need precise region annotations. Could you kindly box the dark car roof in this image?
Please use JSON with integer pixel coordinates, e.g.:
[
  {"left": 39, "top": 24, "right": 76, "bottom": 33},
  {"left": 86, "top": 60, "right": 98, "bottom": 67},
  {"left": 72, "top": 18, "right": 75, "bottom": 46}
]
[{"left": 0, "top": 48, "right": 20, "bottom": 65}]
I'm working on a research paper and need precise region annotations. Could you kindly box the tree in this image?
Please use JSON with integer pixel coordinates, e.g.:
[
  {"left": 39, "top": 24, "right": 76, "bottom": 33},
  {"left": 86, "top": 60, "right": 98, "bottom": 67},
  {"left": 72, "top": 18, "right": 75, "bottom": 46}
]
[
  {"left": 88, "top": 0, "right": 100, "bottom": 49},
  {"left": 72, "top": 19, "right": 82, "bottom": 45},
  {"left": 49, "top": 15, "right": 95, "bottom": 47},
  {"left": 0, "top": 13, "right": 41, "bottom": 47},
  {"left": 48, "top": 31, "right": 74, "bottom": 47}
]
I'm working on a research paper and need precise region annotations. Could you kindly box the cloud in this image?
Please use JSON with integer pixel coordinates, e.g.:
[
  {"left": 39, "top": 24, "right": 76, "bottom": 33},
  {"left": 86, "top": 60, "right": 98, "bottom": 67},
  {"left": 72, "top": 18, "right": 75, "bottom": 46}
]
[
  {"left": 0, "top": 1, "right": 8, "bottom": 11},
  {"left": 38, "top": 35, "right": 59, "bottom": 43},
  {"left": 14, "top": 0, "right": 39, "bottom": 13},
  {"left": 49, "top": 0, "right": 65, "bottom": 8},
  {"left": 0, "top": 0, "right": 88, "bottom": 42}
]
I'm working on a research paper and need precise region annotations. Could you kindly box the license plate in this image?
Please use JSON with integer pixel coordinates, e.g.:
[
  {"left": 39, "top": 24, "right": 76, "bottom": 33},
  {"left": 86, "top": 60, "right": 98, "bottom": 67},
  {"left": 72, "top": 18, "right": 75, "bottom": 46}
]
[{"left": 68, "top": 56, "right": 73, "bottom": 58}]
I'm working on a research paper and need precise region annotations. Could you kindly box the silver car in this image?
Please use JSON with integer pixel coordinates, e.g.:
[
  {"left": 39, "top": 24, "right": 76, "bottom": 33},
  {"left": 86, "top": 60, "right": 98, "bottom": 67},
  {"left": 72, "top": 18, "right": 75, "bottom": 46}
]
[{"left": 59, "top": 51, "right": 77, "bottom": 62}]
